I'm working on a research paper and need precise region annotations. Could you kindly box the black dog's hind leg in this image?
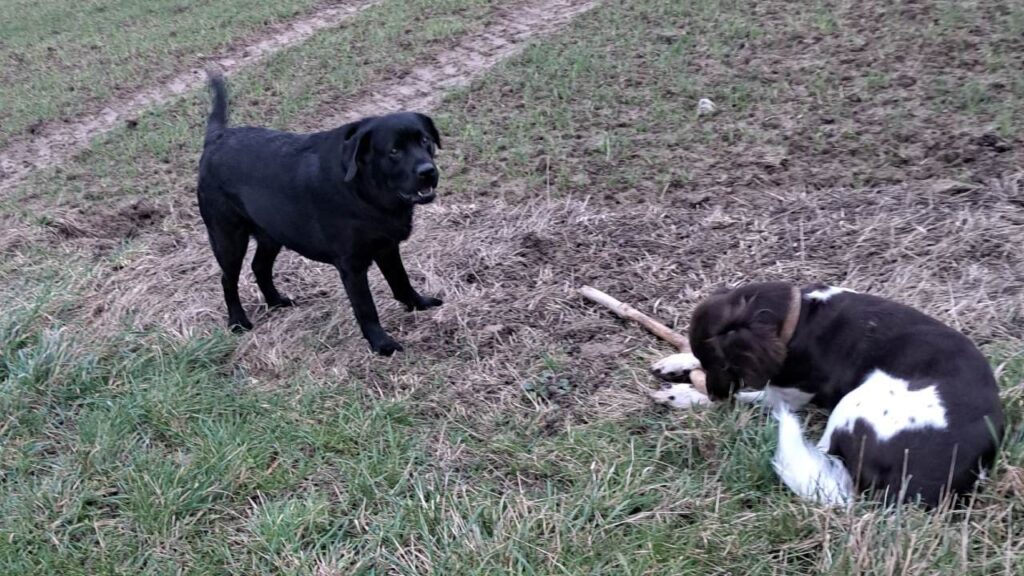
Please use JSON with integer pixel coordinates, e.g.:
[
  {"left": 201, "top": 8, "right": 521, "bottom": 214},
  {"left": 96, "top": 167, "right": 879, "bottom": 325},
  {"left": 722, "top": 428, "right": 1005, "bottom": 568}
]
[
  {"left": 206, "top": 223, "right": 253, "bottom": 332},
  {"left": 373, "top": 247, "right": 442, "bottom": 311},
  {"left": 252, "top": 234, "right": 294, "bottom": 309},
  {"left": 336, "top": 260, "right": 402, "bottom": 356}
]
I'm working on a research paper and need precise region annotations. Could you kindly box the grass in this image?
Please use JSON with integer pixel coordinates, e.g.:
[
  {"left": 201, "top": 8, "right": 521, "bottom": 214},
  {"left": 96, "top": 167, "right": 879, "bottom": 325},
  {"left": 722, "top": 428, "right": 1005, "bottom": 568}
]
[
  {"left": 439, "top": 0, "right": 1024, "bottom": 200},
  {"left": 2, "top": 292, "right": 1021, "bottom": 573},
  {"left": 0, "top": 0, "right": 346, "bottom": 148},
  {"left": 1, "top": 0, "right": 1023, "bottom": 573},
  {"left": 4, "top": 0, "right": 496, "bottom": 212},
  {"left": 0, "top": 292, "right": 433, "bottom": 573}
]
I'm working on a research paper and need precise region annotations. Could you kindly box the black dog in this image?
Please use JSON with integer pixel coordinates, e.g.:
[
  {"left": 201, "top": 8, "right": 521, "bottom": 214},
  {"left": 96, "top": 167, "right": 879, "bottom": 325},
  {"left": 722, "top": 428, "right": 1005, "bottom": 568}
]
[{"left": 196, "top": 72, "right": 442, "bottom": 355}]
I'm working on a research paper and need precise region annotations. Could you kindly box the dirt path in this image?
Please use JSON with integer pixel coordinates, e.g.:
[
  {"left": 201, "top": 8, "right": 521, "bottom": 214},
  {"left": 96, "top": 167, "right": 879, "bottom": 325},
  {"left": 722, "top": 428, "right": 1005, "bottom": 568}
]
[{"left": 0, "top": 0, "right": 382, "bottom": 196}]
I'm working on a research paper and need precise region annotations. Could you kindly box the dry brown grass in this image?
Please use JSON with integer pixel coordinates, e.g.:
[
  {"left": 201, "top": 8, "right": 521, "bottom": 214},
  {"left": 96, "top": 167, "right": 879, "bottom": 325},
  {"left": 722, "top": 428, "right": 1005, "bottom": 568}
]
[{"left": 49, "top": 168, "right": 1023, "bottom": 428}]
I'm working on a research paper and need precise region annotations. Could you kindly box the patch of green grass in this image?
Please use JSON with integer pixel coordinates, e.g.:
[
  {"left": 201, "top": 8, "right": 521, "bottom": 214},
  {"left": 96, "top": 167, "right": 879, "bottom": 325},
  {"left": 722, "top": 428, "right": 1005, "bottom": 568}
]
[
  {"left": 9, "top": 0, "right": 497, "bottom": 212},
  {"left": 0, "top": 0, "right": 338, "bottom": 147},
  {"left": 0, "top": 293, "right": 435, "bottom": 574},
  {"left": 1, "top": 284, "right": 1021, "bottom": 572},
  {"left": 438, "top": 0, "right": 1024, "bottom": 202}
]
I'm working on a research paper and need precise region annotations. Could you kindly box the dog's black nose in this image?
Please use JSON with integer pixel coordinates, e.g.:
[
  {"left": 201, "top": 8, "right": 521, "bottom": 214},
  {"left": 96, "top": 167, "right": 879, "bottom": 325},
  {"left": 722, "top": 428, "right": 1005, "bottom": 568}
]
[{"left": 416, "top": 164, "right": 438, "bottom": 181}]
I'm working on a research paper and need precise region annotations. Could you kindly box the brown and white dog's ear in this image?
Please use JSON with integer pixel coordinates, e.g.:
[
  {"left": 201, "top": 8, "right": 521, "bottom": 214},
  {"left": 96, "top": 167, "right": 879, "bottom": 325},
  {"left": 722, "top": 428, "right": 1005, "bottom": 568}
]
[{"left": 689, "top": 283, "right": 791, "bottom": 400}]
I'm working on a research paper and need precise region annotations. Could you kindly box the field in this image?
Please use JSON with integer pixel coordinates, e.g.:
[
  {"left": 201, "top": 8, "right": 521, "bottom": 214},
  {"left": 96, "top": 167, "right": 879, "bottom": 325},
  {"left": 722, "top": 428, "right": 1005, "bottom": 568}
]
[{"left": 1, "top": 0, "right": 1022, "bottom": 573}]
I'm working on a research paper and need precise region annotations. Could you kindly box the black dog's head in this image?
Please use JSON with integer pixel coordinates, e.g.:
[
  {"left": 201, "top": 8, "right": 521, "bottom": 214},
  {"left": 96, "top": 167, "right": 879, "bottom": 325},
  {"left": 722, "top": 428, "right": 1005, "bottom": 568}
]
[
  {"left": 689, "top": 282, "right": 796, "bottom": 400},
  {"left": 341, "top": 112, "right": 442, "bottom": 209}
]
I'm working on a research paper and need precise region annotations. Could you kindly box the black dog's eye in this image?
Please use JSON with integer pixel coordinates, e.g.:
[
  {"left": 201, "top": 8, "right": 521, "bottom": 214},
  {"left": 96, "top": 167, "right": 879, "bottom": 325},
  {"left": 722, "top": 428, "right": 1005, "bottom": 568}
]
[
  {"left": 422, "top": 136, "right": 431, "bottom": 147},
  {"left": 389, "top": 147, "right": 400, "bottom": 156}
]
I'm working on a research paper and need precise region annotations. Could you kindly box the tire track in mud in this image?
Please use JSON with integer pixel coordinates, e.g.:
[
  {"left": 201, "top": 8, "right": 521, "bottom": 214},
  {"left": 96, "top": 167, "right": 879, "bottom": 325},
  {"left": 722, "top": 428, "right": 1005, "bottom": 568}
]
[
  {"left": 0, "top": 0, "right": 383, "bottom": 195},
  {"left": 0, "top": 0, "right": 598, "bottom": 197},
  {"left": 318, "top": 0, "right": 598, "bottom": 127}
]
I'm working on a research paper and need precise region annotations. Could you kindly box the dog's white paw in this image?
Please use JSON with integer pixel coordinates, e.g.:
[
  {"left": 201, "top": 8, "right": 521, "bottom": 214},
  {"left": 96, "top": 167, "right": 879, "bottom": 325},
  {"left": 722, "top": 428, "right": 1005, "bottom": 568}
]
[
  {"left": 650, "top": 352, "right": 702, "bottom": 381},
  {"left": 649, "top": 383, "right": 711, "bottom": 409}
]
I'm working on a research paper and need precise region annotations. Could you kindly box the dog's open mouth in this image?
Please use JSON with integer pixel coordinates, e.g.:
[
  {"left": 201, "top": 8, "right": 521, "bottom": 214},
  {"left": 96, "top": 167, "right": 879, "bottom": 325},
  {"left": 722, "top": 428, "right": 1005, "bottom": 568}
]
[{"left": 404, "top": 187, "right": 437, "bottom": 204}]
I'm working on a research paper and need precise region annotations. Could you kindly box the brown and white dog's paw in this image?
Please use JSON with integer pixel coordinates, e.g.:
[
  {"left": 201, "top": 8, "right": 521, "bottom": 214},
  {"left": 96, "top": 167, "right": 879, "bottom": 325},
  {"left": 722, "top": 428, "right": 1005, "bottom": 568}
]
[
  {"left": 650, "top": 352, "right": 702, "bottom": 382},
  {"left": 649, "top": 383, "right": 711, "bottom": 409}
]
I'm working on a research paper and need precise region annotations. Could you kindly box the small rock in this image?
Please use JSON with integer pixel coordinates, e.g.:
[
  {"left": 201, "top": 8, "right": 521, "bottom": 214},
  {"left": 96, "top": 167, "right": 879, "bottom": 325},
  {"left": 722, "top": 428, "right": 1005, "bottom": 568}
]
[{"left": 697, "top": 98, "right": 717, "bottom": 116}]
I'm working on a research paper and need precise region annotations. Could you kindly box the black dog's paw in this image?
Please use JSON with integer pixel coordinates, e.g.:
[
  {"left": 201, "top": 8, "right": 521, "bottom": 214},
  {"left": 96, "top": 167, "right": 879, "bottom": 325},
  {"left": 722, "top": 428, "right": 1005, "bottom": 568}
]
[
  {"left": 405, "top": 294, "right": 443, "bottom": 312},
  {"left": 268, "top": 296, "right": 295, "bottom": 309},
  {"left": 229, "top": 317, "right": 254, "bottom": 333},
  {"left": 370, "top": 336, "right": 404, "bottom": 356}
]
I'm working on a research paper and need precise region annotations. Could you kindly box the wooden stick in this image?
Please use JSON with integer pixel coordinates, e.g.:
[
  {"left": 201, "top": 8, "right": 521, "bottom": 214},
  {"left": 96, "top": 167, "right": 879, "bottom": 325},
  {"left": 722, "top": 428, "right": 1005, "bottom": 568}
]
[{"left": 578, "top": 285, "right": 707, "bottom": 394}]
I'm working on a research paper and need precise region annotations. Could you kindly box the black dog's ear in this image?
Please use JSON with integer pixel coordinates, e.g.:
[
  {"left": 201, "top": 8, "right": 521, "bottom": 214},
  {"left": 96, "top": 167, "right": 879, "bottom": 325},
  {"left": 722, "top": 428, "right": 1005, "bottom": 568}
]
[
  {"left": 342, "top": 122, "right": 372, "bottom": 182},
  {"left": 415, "top": 113, "right": 442, "bottom": 149}
]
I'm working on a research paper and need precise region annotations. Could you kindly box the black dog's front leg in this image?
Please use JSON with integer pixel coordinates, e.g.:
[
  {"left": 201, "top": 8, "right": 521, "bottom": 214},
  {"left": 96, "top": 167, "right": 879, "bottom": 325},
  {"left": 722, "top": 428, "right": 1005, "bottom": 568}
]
[
  {"left": 374, "top": 246, "right": 442, "bottom": 311},
  {"left": 337, "top": 262, "right": 402, "bottom": 356}
]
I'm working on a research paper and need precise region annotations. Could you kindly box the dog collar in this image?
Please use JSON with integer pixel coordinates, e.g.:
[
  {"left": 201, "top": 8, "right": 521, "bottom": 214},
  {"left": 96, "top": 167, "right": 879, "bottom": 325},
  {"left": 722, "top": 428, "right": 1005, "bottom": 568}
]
[{"left": 779, "top": 286, "right": 801, "bottom": 345}]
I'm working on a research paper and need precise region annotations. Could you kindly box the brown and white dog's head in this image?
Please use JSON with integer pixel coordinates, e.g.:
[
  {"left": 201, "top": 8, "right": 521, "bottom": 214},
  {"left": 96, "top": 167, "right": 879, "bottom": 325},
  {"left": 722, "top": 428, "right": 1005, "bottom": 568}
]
[{"left": 688, "top": 281, "right": 801, "bottom": 400}]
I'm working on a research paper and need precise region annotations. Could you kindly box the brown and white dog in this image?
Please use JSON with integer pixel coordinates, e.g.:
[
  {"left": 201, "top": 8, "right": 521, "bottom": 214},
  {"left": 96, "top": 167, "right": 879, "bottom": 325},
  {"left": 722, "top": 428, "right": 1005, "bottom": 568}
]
[{"left": 650, "top": 282, "right": 1004, "bottom": 507}]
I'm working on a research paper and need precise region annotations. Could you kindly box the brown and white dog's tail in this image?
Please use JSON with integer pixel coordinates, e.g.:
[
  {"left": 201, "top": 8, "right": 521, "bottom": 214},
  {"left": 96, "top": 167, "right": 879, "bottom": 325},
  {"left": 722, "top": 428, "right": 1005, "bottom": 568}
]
[{"left": 772, "top": 405, "right": 853, "bottom": 506}]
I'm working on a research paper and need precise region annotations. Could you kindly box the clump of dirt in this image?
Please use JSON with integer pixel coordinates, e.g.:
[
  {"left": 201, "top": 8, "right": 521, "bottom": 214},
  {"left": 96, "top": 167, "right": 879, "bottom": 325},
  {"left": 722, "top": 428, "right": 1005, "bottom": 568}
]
[{"left": 48, "top": 198, "right": 168, "bottom": 241}]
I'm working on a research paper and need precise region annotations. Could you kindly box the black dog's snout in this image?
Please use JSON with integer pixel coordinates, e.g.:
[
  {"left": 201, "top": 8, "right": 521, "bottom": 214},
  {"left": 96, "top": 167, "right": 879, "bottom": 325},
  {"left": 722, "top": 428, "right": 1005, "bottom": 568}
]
[{"left": 416, "top": 163, "right": 438, "bottom": 182}]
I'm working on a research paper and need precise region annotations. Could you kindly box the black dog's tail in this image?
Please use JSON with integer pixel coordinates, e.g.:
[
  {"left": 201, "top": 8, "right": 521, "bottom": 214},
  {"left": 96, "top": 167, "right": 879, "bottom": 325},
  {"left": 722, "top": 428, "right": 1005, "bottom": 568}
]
[{"left": 205, "top": 69, "right": 229, "bottom": 144}]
